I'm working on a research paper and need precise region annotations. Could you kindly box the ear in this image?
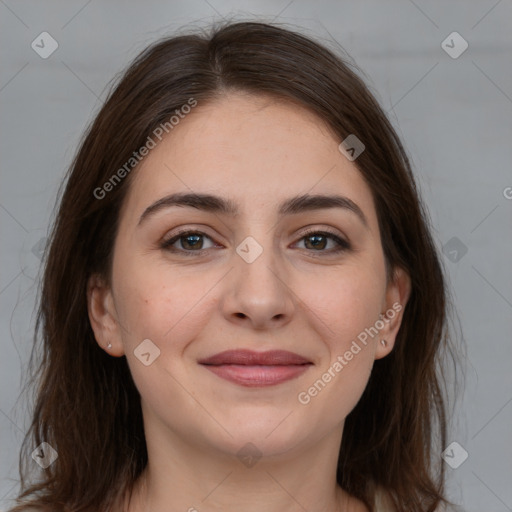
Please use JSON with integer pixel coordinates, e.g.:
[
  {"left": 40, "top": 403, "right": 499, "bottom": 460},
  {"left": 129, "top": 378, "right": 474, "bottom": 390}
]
[
  {"left": 374, "top": 266, "right": 411, "bottom": 360},
  {"left": 87, "top": 274, "right": 125, "bottom": 357}
]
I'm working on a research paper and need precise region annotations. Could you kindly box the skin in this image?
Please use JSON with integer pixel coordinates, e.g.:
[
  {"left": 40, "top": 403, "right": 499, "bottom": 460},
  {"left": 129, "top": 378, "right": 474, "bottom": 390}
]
[{"left": 88, "top": 91, "right": 411, "bottom": 512}]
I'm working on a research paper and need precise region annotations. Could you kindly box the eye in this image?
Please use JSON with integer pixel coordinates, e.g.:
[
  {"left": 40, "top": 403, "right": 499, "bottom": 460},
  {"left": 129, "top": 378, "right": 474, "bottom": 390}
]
[
  {"left": 160, "top": 230, "right": 217, "bottom": 254},
  {"left": 294, "top": 229, "right": 351, "bottom": 254},
  {"left": 160, "top": 228, "right": 351, "bottom": 256}
]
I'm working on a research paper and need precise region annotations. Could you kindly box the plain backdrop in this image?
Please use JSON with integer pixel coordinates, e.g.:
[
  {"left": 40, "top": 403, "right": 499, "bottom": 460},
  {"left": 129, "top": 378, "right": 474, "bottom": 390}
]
[{"left": 1, "top": 1, "right": 511, "bottom": 511}]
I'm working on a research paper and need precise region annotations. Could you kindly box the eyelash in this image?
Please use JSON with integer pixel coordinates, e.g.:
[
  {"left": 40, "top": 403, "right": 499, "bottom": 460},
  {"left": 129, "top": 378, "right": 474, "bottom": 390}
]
[{"left": 159, "top": 228, "right": 351, "bottom": 257}]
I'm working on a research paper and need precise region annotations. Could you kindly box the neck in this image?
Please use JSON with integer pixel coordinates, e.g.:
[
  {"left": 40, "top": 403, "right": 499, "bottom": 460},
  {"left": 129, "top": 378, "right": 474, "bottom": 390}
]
[{"left": 123, "top": 413, "right": 354, "bottom": 512}]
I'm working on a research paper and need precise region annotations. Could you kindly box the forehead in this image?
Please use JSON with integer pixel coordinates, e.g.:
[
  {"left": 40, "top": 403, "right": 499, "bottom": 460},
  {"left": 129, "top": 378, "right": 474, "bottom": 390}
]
[{"left": 120, "top": 92, "right": 378, "bottom": 229}]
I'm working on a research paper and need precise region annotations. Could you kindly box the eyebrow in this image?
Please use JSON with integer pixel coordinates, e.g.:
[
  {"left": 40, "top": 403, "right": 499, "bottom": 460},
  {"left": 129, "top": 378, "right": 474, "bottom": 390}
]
[{"left": 138, "top": 192, "right": 368, "bottom": 228}]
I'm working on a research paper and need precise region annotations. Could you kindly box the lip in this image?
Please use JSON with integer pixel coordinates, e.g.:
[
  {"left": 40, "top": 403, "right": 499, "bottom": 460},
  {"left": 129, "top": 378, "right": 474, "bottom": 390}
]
[{"left": 198, "top": 349, "right": 313, "bottom": 387}]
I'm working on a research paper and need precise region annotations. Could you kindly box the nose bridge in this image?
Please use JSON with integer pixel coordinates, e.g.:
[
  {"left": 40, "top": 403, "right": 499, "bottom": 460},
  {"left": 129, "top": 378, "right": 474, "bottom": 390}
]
[
  {"left": 224, "top": 229, "right": 295, "bottom": 328},
  {"left": 235, "top": 230, "right": 282, "bottom": 294}
]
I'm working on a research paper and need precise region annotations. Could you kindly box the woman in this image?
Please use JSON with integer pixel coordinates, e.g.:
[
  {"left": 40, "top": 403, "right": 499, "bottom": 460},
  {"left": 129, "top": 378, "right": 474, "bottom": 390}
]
[{"left": 9, "top": 20, "right": 460, "bottom": 512}]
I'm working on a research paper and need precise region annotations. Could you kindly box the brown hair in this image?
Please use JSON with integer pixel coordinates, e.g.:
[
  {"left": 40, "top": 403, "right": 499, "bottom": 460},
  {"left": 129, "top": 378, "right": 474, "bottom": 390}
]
[{"left": 9, "top": 20, "right": 461, "bottom": 512}]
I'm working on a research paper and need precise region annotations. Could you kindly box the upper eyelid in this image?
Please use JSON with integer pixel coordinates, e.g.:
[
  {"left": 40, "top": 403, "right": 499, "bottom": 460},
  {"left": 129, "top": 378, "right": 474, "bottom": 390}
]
[
  {"left": 163, "top": 225, "right": 346, "bottom": 239},
  {"left": 162, "top": 227, "right": 349, "bottom": 249}
]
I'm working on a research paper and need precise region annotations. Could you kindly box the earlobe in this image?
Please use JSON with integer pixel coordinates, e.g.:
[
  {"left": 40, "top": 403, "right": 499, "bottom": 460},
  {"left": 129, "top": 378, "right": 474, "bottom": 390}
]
[{"left": 87, "top": 274, "right": 124, "bottom": 356}]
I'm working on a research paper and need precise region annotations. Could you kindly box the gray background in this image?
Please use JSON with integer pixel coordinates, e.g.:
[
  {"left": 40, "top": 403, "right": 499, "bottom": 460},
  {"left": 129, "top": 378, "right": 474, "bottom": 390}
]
[{"left": 1, "top": 1, "right": 511, "bottom": 511}]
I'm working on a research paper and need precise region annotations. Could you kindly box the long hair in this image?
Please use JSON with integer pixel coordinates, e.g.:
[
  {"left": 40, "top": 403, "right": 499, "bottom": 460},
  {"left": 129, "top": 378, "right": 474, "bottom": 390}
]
[{"left": 9, "top": 20, "right": 460, "bottom": 512}]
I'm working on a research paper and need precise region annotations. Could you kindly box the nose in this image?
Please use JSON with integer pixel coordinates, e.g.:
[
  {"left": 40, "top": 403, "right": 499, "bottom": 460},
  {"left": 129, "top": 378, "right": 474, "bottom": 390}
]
[{"left": 221, "top": 239, "right": 295, "bottom": 331}]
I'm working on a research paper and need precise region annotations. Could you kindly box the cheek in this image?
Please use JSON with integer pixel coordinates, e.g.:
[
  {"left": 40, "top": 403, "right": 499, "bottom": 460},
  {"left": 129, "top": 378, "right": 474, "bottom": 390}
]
[
  {"left": 296, "top": 285, "right": 377, "bottom": 419},
  {"left": 113, "top": 260, "right": 217, "bottom": 357},
  {"left": 299, "top": 265, "right": 385, "bottom": 412},
  {"left": 114, "top": 273, "right": 212, "bottom": 404},
  {"left": 298, "top": 264, "right": 385, "bottom": 351},
  {"left": 293, "top": 266, "right": 383, "bottom": 411}
]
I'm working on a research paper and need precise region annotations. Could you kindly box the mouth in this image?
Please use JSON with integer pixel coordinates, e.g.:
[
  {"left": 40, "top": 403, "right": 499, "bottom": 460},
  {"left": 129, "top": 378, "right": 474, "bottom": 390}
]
[{"left": 198, "top": 349, "right": 313, "bottom": 387}]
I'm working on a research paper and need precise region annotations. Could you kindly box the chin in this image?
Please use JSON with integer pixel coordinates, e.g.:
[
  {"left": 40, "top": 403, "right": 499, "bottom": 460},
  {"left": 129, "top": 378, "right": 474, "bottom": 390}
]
[{"left": 205, "top": 407, "right": 316, "bottom": 458}]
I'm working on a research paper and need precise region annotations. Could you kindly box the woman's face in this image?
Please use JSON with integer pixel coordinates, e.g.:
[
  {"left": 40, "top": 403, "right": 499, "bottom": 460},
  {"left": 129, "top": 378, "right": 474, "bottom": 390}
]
[{"left": 89, "top": 92, "right": 410, "bottom": 460}]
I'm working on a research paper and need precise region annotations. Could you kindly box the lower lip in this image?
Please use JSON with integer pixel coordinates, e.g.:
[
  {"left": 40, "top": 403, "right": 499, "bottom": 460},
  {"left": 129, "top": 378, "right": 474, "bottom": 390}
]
[{"left": 200, "top": 364, "right": 311, "bottom": 387}]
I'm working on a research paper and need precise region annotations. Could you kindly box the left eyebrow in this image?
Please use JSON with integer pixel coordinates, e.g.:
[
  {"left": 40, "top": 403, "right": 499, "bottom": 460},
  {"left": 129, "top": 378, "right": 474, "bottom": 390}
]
[{"left": 137, "top": 192, "right": 369, "bottom": 229}]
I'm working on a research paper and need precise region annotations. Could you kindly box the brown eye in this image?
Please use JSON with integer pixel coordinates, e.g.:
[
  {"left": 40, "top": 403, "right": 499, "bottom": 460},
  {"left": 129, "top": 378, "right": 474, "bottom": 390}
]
[
  {"left": 296, "top": 230, "right": 351, "bottom": 254},
  {"left": 160, "top": 230, "right": 216, "bottom": 253}
]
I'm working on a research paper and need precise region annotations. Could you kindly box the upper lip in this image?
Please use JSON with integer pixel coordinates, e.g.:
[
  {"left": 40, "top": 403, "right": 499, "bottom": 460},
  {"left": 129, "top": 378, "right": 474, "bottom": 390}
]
[{"left": 198, "top": 349, "right": 312, "bottom": 366}]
